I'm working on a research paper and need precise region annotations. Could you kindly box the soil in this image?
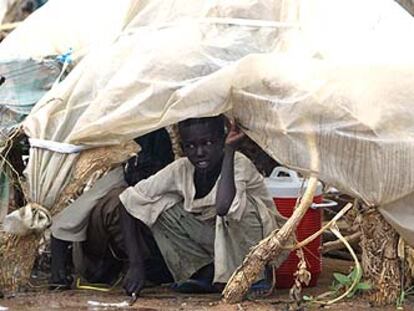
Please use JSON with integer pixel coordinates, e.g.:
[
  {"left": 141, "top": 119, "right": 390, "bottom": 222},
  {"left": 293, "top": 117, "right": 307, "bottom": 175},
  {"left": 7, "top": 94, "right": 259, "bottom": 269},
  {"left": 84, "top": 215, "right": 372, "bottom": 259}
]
[{"left": 1, "top": 258, "right": 413, "bottom": 310}]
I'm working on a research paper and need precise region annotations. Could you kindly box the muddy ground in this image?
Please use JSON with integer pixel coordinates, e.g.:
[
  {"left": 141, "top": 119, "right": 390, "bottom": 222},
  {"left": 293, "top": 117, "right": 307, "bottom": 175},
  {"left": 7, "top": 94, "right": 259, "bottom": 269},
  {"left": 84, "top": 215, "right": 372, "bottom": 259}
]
[{"left": 1, "top": 258, "right": 413, "bottom": 310}]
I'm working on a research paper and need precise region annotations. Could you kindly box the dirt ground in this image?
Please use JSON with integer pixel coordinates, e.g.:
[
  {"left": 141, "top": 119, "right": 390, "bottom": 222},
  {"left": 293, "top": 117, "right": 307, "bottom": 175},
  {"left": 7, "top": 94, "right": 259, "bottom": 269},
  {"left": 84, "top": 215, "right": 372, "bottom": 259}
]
[{"left": 1, "top": 258, "right": 413, "bottom": 311}]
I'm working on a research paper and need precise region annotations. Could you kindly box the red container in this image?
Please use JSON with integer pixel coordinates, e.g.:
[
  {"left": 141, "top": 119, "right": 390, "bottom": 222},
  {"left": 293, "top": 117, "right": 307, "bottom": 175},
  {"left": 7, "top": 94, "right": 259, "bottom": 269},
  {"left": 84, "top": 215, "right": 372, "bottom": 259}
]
[
  {"left": 264, "top": 167, "right": 325, "bottom": 289},
  {"left": 273, "top": 196, "right": 322, "bottom": 288}
]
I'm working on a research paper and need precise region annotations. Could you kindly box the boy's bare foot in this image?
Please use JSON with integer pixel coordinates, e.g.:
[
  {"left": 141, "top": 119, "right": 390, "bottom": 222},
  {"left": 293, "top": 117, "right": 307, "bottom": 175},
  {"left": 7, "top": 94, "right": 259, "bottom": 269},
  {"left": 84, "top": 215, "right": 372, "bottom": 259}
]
[
  {"left": 48, "top": 270, "right": 73, "bottom": 290},
  {"left": 172, "top": 263, "right": 219, "bottom": 293},
  {"left": 172, "top": 279, "right": 219, "bottom": 293}
]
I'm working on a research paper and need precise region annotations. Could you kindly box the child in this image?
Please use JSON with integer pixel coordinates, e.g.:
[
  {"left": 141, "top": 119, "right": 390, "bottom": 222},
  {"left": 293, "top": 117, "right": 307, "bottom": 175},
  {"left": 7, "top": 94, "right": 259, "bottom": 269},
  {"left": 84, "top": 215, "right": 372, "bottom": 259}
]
[
  {"left": 120, "top": 116, "right": 289, "bottom": 296},
  {"left": 49, "top": 128, "right": 174, "bottom": 288}
]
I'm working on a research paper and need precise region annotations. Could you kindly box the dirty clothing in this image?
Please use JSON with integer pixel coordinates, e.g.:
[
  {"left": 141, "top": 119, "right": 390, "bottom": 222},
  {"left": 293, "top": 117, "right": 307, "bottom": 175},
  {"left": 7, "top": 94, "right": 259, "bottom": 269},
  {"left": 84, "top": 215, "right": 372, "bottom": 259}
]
[
  {"left": 51, "top": 167, "right": 126, "bottom": 242},
  {"left": 120, "top": 152, "right": 289, "bottom": 283},
  {"left": 51, "top": 128, "right": 175, "bottom": 284},
  {"left": 72, "top": 186, "right": 126, "bottom": 283},
  {"left": 51, "top": 128, "right": 174, "bottom": 242},
  {"left": 73, "top": 188, "right": 172, "bottom": 284}
]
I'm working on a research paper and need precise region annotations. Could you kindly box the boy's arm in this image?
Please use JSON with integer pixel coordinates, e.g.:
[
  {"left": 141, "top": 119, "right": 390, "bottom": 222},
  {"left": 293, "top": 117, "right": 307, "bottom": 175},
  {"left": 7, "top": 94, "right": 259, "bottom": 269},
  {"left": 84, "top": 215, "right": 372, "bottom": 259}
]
[
  {"left": 120, "top": 206, "right": 146, "bottom": 296},
  {"left": 216, "top": 121, "right": 245, "bottom": 217}
]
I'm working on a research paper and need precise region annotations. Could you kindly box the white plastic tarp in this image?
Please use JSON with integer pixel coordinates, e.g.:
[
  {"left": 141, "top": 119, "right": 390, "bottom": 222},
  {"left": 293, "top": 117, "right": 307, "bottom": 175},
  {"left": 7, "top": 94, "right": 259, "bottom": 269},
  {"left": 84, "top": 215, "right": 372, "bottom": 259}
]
[
  {"left": 22, "top": 0, "right": 290, "bottom": 145},
  {"left": 3, "top": 0, "right": 291, "bottom": 234},
  {"left": 176, "top": 53, "right": 414, "bottom": 245},
  {"left": 4, "top": 0, "right": 414, "bottom": 245},
  {"left": 0, "top": 0, "right": 145, "bottom": 62}
]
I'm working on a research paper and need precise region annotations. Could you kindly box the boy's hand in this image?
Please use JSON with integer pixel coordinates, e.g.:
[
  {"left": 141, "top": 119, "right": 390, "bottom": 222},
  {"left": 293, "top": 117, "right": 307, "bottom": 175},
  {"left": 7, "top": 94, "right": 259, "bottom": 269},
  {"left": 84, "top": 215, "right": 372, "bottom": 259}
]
[
  {"left": 123, "top": 265, "right": 145, "bottom": 297},
  {"left": 225, "top": 119, "right": 245, "bottom": 149}
]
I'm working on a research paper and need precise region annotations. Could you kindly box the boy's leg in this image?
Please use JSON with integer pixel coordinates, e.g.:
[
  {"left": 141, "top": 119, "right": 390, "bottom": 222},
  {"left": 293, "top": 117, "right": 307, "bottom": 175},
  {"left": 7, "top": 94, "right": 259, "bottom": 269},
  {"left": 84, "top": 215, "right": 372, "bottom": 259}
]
[
  {"left": 49, "top": 236, "right": 73, "bottom": 289},
  {"left": 78, "top": 193, "right": 172, "bottom": 285},
  {"left": 151, "top": 204, "right": 215, "bottom": 283},
  {"left": 76, "top": 191, "right": 125, "bottom": 284}
]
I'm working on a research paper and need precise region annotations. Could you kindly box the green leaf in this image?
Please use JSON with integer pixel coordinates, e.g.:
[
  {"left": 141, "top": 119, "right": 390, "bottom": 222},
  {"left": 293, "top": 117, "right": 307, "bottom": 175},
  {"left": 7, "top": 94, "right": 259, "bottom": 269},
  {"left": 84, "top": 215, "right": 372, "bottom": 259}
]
[
  {"left": 356, "top": 282, "right": 372, "bottom": 290},
  {"left": 302, "top": 295, "right": 313, "bottom": 301},
  {"left": 349, "top": 268, "right": 358, "bottom": 281},
  {"left": 349, "top": 267, "right": 362, "bottom": 283},
  {"left": 346, "top": 291, "right": 356, "bottom": 298},
  {"left": 330, "top": 283, "right": 342, "bottom": 291},
  {"left": 333, "top": 273, "right": 350, "bottom": 285}
]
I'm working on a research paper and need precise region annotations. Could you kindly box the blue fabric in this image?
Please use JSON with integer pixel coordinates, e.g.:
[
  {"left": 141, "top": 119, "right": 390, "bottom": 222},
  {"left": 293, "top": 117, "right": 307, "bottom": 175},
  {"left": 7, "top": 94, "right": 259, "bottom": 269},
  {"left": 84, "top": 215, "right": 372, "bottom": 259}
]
[
  {"left": 0, "top": 58, "right": 61, "bottom": 142},
  {"left": 0, "top": 171, "right": 9, "bottom": 220},
  {"left": 0, "top": 57, "right": 61, "bottom": 217}
]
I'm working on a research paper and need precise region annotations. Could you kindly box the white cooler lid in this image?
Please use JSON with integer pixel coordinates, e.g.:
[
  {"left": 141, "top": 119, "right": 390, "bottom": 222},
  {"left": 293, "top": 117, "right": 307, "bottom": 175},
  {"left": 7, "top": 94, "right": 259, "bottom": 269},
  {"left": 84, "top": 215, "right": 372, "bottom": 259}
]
[{"left": 264, "top": 167, "right": 323, "bottom": 198}]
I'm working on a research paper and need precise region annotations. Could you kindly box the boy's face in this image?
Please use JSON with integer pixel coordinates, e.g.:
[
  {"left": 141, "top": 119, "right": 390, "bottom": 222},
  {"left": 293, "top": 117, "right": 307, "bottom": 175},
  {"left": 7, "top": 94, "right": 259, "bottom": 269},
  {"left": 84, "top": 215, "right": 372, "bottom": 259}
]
[{"left": 180, "top": 123, "right": 225, "bottom": 173}]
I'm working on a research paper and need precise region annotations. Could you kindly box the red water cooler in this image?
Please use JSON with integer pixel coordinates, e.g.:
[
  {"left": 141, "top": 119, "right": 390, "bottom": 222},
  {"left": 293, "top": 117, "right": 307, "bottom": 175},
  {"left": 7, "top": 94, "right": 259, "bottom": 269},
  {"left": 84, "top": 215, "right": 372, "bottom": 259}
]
[{"left": 264, "top": 167, "right": 336, "bottom": 288}]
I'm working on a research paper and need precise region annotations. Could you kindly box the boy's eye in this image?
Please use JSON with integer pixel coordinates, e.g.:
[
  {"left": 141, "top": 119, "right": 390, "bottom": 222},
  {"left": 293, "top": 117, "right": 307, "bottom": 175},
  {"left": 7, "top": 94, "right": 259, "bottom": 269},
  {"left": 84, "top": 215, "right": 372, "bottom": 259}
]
[
  {"left": 185, "top": 144, "right": 195, "bottom": 149},
  {"left": 206, "top": 140, "right": 213, "bottom": 146}
]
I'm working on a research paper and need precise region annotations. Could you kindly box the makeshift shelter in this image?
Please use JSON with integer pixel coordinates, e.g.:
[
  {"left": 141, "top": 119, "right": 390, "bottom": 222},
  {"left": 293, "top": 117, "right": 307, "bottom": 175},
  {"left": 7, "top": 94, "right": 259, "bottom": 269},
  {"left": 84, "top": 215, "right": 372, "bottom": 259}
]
[
  {"left": 1, "top": 0, "right": 414, "bottom": 306},
  {"left": 0, "top": 0, "right": 151, "bottom": 223}
]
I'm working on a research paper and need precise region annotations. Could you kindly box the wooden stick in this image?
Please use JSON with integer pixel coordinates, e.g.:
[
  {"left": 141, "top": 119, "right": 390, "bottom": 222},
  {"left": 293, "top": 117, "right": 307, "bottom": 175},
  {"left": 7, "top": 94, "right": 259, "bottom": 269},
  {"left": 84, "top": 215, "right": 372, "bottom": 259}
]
[
  {"left": 294, "top": 203, "right": 353, "bottom": 250},
  {"left": 322, "top": 231, "right": 361, "bottom": 254},
  {"left": 222, "top": 176, "right": 318, "bottom": 303}
]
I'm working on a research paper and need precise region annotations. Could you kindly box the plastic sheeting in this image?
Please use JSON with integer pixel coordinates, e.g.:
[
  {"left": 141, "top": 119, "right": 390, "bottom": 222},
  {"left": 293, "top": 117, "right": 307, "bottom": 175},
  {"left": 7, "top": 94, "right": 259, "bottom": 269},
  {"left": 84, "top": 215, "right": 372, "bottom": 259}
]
[
  {"left": 22, "top": 0, "right": 414, "bottom": 145},
  {"left": 175, "top": 53, "right": 414, "bottom": 245},
  {"left": 0, "top": 58, "right": 61, "bottom": 134},
  {"left": 2, "top": 0, "right": 292, "bottom": 233},
  {"left": 0, "top": 57, "right": 62, "bottom": 156},
  {"left": 3, "top": 0, "right": 414, "bottom": 244},
  {"left": 0, "top": 0, "right": 144, "bottom": 62},
  {"left": 0, "top": 57, "right": 61, "bottom": 222},
  {"left": 22, "top": 0, "right": 290, "bottom": 145}
]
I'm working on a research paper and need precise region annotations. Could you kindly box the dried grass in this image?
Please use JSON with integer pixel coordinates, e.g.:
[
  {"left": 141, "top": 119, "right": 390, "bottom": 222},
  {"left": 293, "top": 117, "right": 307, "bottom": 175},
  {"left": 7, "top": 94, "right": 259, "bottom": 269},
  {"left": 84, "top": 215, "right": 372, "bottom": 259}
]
[
  {"left": 360, "top": 210, "right": 403, "bottom": 305},
  {"left": 0, "top": 141, "right": 139, "bottom": 294}
]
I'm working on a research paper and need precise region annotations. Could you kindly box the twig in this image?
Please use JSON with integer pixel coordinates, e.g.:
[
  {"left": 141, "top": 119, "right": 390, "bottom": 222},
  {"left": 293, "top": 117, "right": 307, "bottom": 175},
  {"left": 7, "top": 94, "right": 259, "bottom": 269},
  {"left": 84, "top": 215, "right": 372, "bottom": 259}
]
[
  {"left": 282, "top": 203, "right": 353, "bottom": 250},
  {"left": 323, "top": 232, "right": 361, "bottom": 254},
  {"left": 309, "top": 224, "right": 362, "bottom": 305}
]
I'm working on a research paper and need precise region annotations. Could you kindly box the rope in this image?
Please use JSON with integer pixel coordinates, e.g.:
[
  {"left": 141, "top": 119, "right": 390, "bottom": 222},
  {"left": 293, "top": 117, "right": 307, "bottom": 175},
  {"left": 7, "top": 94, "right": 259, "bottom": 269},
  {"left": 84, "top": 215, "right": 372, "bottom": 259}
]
[
  {"left": 75, "top": 275, "right": 123, "bottom": 292},
  {"left": 29, "top": 138, "right": 85, "bottom": 154}
]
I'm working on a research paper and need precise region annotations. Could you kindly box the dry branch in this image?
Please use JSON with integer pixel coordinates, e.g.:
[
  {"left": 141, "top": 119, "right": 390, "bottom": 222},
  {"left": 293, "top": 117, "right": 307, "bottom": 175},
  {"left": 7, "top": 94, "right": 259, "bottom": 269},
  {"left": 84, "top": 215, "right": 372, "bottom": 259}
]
[
  {"left": 223, "top": 176, "right": 318, "bottom": 303},
  {"left": 322, "top": 232, "right": 361, "bottom": 254}
]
